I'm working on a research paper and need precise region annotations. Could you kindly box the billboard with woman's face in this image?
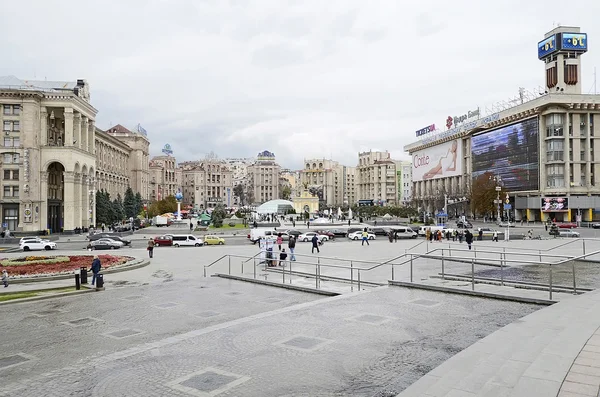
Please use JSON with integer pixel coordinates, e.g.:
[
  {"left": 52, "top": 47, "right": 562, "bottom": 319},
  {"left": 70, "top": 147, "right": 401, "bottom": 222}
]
[
  {"left": 412, "top": 139, "right": 463, "bottom": 182},
  {"left": 471, "top": 118, "right": 539, "bottom": 191}
]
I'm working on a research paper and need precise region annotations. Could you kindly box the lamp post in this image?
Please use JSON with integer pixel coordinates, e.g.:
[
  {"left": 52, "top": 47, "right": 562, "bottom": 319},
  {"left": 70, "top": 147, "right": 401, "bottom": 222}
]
[{"left": 490, "top": 175, "right": 502, "bottom": 222}]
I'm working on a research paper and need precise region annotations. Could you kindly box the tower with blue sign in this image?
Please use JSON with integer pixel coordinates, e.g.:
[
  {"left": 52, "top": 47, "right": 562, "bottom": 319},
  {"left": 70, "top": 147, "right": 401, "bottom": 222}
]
[{"left": 539, "top": 26, "right": 588, "bottom": 95}]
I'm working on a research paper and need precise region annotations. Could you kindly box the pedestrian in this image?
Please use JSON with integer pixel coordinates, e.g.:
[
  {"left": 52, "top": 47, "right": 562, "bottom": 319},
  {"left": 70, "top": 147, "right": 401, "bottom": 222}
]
[
  {"left": 394, "top": 230, "right": 398, "bottom": 242},
  {"left": 521, "top": 219, "right": 524, "bottom": 226},
  {"left": 311, "top": 234, "right": 320, "bottom": 253},
  {"left": 279, "top": 249, "right": 288, "bottom": 266},
  {"left": 528, "top": 229, "right": 533, "bottom": 239},
  {"left": 348, "top": 220, "right": 351, "bottom": 227},
  {"left": 89, "top": 255, "right": 101, "bottom": 286},
  {"left": 388, "top": 231, "right": 394, "bottom": 243},
  {"left": 478, "top": 228, "right": 483, "bottom": 241},
  {"left": 493, "top": 230, "right": 498, "bottom": 242},
  {"left": 458, "top": 231, "right": 464, "bottom": 243},
  {"left": 288, "top": 236, "right": 296, "bottom": 261},
  {"left": 101, "top": 224, "right": 105, "bottom": 233},
  {"left": 276, "top": 233, "right": 283, "bottom": 251},
  {"left": 307, "top": 221, "right": 310, "bottom": 229},
  {"left": 465, "top": 230, "right": 474, "bottom": 250},
  {"left": 147, "top": 237, "right": 155, "bottom": 258},
  {"left": 2, "top": 269, "right": 8, "bottom": 288},
  {"left": 190, "top": 223, "right": 193, "bottom": 232},
  {"left": 361, "top": 228, "right": 369, "bottom": 246}
]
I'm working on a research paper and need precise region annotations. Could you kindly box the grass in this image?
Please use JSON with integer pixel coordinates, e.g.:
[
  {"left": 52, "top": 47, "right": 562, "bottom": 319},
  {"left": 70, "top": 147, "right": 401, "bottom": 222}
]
[
  {"left": 0, "top": 286, "right": 84, "bottom": 302},
  {"left": 209, "top": 224, "right": 248, "bottom": 229}
]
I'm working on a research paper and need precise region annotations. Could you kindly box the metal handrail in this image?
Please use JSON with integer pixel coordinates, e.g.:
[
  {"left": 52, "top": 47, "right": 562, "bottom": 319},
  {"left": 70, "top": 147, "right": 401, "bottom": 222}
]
[
  {"left": 553, "top": 249, "right": 600, "bottom": 265},
  {"left": 426, "top": 247, "right": 573, "bottom": 260},
  {"left": 416, "top": 253, "right": 553, "bottom": 266}
]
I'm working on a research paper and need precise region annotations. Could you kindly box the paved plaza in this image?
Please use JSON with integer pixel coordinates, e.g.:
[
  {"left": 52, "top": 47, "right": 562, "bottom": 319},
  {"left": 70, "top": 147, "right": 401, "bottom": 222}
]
[{"left": 1, "top": 235, "right": 600, "bottom": 396}]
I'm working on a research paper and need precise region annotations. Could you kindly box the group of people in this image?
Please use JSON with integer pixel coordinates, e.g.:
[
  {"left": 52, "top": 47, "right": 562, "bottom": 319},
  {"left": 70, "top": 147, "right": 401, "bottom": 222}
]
[{"left": 425, "top": 227, "right": 476, "bottom": 250}]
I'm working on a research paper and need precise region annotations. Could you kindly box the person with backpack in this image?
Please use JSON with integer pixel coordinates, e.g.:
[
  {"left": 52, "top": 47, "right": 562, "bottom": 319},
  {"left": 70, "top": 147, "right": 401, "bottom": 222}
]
[{"left": 465, "top": 230, "right": 474, "bottom": 250}]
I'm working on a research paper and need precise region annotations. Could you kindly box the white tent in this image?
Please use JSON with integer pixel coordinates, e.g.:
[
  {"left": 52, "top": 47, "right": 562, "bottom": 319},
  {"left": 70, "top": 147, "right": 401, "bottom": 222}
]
[
  {"left": 312, "top": 217, "right": 329, "bottom": 224},
  {"left": 230, "top": 214, "right": 239, "bottom": 219},
  {"left": 382, "top": 213, "right": 392, "bottom": 219}
]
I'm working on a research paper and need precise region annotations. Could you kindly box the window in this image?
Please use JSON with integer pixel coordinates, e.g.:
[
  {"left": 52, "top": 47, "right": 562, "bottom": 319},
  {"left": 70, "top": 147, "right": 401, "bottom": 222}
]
[
  {"left": 546, "top": 114, "right": 564, "bottom": 137},
  {"left": 3, "top": 137, "right": 19, "bottom": 147},
  {"left": 2, "top": 206, "right": 18, "bottom": 230},
  {"left": 3, "top": 153, "right": 19, "bottom": 164},
  {"left": 2, "top": 120, "right": 19, "bottom": 132},
  {"left": 2, "top": 105, "right": 20, "bottom": 116}
]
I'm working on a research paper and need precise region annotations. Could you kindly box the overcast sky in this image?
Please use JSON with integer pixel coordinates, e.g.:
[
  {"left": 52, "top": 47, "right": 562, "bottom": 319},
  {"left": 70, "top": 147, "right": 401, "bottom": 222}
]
[{"left": 1, "top": 0, "right": 599, "bottom": 169}]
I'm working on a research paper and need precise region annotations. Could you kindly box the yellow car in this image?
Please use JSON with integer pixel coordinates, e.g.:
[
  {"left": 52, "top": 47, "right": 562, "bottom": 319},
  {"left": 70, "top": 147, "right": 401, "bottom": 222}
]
[{"left": 204, "top": 235, "right": 225, "bottom": 245}]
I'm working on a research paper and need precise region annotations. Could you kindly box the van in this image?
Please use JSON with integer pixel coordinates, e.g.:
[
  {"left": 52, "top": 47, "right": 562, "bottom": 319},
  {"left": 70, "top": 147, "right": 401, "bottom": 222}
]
[
  {"left": 417, "top": 225, "right": 446, "bottom": 236},
  {"left": 249, "top": 229, "right": 278, "bottom": 244},
  {"left": 392, "top": 226, "right": 418, "bottom": 239},
  {"left": 171, "top": 234, "right": 204, "bottom": 247}
]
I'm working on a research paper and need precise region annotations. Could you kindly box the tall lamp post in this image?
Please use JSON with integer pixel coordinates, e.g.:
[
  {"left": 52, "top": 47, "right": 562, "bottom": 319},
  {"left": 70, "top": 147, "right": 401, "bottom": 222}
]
[{"left": 490, "top": 175, "right": 502, "bottom": 222}]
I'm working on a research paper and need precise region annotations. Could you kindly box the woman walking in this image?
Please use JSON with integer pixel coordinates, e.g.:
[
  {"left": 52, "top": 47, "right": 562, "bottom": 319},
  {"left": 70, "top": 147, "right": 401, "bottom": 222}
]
[{"left": 147, "top": 237, "right": 155, "bottom": 258}]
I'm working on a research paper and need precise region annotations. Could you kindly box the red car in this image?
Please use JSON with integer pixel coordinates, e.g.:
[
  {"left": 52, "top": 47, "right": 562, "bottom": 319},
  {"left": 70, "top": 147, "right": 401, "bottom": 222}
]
[
  {"left": 154, "top": 235, "right": 173, "bottom": 246},
  {"left": 316, "top": 230, "right": 335, "bottom": 240},
  {"left": 557, "top": 222, "right": 577, "bottom": 229}
]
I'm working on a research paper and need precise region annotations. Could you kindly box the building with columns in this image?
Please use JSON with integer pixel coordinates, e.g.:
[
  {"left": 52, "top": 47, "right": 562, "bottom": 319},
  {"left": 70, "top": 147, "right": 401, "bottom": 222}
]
[
  {"left": 103, "top": 124, "right": 150, "bottom": 201},
  {"left": 405, "top": 26, "right": 600, "bottom": 222},
  {"left": 246, "top": 151, "right": 281, "bottom": 204},
  {"left": 0, "top": 76, "right": 97, "bottom": 233},
  {"left": 94, "top": 127, "right": 130, "bottom": 200},
  {"left": 180, "top": 160, "right": 234, "bottom": 209},
  {"left": 357, "top": 151, "right": 398, "bottom": 206},
  {"left": 149, "top": 155, "right": 180, "bottom": 202}
]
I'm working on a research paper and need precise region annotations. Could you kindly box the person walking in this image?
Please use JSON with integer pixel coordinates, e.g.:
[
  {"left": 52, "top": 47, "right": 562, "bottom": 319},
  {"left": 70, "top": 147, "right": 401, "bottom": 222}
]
[
  {"left": 465, "top": 230, "right": 474, "bottom": 250},
  {"left": 2, "top": 269, "right": 8, "bottom": 288},
  {"left": 348, "top": 220, "right": 351, "bottom": 227},
  {"left": 311, "top": 234, "right": 320, "bottom": 254},
  {"left": 361, "top": 228, "right": 370, "bottom": 246},
  {"left": 276, "top": 233, "right": 283, "bottom": 251},
  {"left": 478, "top": 228, "right": 483, "bottom": 241},
  {"left": 288, "top": 236, "right": 296, "bottom": 261},
  {"left": 492, "top": 230, "right": 498, "bottom": 242},
  {"left": 89, "top": 255, "right": 101, "bottom": 286},
  {"left": 189, "top": 223, "right": 193, "bottom": 232},
  {"left": 147, "top": 237, "right": 155, "bottom": 258}
]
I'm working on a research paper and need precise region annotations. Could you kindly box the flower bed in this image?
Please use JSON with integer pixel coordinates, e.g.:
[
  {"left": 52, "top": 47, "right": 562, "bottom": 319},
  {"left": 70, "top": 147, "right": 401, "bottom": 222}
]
[{"left": 0, "top": 255, "right": 134, "bottom": 277}]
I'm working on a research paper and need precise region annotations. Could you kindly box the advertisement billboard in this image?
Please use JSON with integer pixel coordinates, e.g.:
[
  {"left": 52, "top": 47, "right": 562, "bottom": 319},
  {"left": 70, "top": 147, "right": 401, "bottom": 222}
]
[
  {"left": 541, "top": 197, "right": 568, "bottom": 212},
  {"left": 412, "top": 139, "right": 463, "bottom": 182},
  {"left": 560, "top": 33, "right": 587, "bottom": 52},
  {"left": 471, "top": 118, "right": 539, "bottom": 191},
  {"left": 538, "top": 34, "right": 558, "bottom": 59}
]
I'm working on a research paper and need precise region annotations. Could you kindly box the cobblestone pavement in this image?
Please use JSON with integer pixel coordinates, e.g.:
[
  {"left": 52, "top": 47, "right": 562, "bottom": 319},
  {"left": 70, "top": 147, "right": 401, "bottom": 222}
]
[{"left": 1, "top": 274, "right": 538, "bottom": 396}]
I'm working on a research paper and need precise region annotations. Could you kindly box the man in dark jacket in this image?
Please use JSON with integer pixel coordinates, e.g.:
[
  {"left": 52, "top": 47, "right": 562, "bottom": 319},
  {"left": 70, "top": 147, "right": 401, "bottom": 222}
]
[
  {"left": 89, "top": 255, "right": 101, "bottom": 285},
  {"left": 311, "top": 234, "right": 320, "bottom": 254},
  {"left": 288, "top": 236, "right": 296, "bottom": 261},
  {"left": 465, "top": 230, "right": 474, "bottom": 250}
]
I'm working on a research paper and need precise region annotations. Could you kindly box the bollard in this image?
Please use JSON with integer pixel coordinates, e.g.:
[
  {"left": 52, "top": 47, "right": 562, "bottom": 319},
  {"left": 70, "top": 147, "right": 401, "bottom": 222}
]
[
  {"left": 549, "top": 264, "right": 553, "bottom": 300},
  {"left": 96, "top": 273, "right": 104, "bottom": 290},
  {"left": 539, "top": 250, "right": 542, "bottom": 264},
  {"left": 500, "top": 252, "right": 504, "bottom": 286},
  {"left": 315, "top": 264, "right": 319, "bottom": 289},
  {"left": 572, "top": 259, "right": 577, "bottom": 295},
  {"left": 474, "top": 246, "right": 477, "bottom": 258},
  {"left": 358, "top": 269, "right": 361, "bottom": 291},
  {"left": 410, "top": 254, "right": 413, "bottom": 282},
  {"left": 241, "top": 260, "right": 244, "bottom": 275},
  {"left": 583, "top": 239, "right": 586, "bottom": 256},
  {"left": 203, "top": 266, "right": 207, "bottom": 278},
  {"left": 253, "top": 258, "right": 257, "bottom": 279},
  {"left": 228, "top": 256, "right": 231, "bottom": 275},
  {"left": 80, "top": 267, "right": 88, "bottom": 284},
  {"left": 471, "top": 259, "right": 475, "bottom": 291},
  {"left": 391, "top": 264, "right": 395, "bottom": 281},
  {"left": 441, "top": 250, "right": 445, "bottom": 279},
  {"left": 350, "top": 261, "right": 354, "bottom": 291},
  {"left": 75, "top": 273, "right": 81, "bottom": 290}
]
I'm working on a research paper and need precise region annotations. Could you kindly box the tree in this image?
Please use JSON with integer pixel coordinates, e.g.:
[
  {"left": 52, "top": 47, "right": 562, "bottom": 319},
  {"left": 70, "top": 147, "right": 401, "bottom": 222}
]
[
  {"left": 95, "top": 190, "right": 112, "bottom": 226},
  {"left": 211, "top": 204, "right": 227, "bottom": 228},
  {"left": 246, "top": 186, "right": 255, "bottom": 205},
  {"left": 471, "top": 172, "right": 504, "bottom": 218},
  {"left": 158, "top": 195, "right": 178, "bottom": 214},
  {"left": 233, "top": 184, "right": 245, "bottom": 205},
  {"left": 123, "top": 187, "right": 136, "bottom": 219},
  {"left": 134, "top": 192, "right": 143, "bottom": 217},
  {"left": 280, "top": 185, "right": 291, "bottom": 200},
  {"left": 112, "top": 193, "right": 126, "bottom": 222}
]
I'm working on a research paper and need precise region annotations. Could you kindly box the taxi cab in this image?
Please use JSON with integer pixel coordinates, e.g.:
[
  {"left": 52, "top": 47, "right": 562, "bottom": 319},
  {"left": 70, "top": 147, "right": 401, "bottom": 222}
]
[{"left": 204, "top": 235, "right": 225, "bottom": 245}]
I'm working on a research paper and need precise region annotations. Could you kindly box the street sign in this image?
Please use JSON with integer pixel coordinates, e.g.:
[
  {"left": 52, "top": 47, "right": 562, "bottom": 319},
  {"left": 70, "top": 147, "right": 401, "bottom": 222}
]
[
  {"left": 1, "top": 223, "right": 6, "bottom": 228},
  {"left": 504, "top": 204, "right": 512, "bottom": 210}
]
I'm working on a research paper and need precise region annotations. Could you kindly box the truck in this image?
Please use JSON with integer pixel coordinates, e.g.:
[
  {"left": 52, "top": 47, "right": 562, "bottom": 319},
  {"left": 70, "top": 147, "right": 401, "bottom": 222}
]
[{"left": 153, "top": 216, "right": 170, "bottom": 227}]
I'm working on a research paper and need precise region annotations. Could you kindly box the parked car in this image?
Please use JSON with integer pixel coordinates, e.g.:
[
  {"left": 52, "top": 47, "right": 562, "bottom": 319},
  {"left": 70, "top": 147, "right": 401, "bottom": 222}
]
[
  {"left": 592, "top": 223, "right": 600, "bottom": 229},
  {"left": 204, "top": 235, "right": 225, "bottom": 245},
  {"left": 497, "top": 222, "right": 515, "bottom": 227},
  {"left": 456, "top": 220, "right": 473, "bottom": 228},
  {"left": 371, "top": 227, "right": 391, "bottom": 236},
  {"left": 153, "top": 235, "right": 173, "bottom": 247},
  {"left": 328, "top": 229, "right": 348, "bottom": 237},
  {"left": 90, "top": 238, "right": 123, "bottom": 250},
  {"left": 315, "top": 230, "right": 335, "bottom": 240},
  {"left": 557, "top": 222, "right": 578, "bottom": 229},
  {"left": 103, "top": 235, "right": 131, "bottom": 246},
  {"left": 558, "top": 230, "right": 580, "bottom": 238},
  {"left": 390, "top": 226, "right": 418, "bottom": 239},
  {"left": 171, "top": 234, "right": 204, "bottom": 247},
  {"left": 298, "top": 232, "right": 328, "bottom": 242},
  {"left": 87, "top": 233, "right": 123, "bottom": 242},
  {"left": 20, "top": 238, "right": 57, "bottom": 251},
  {"left": 347, "top": 231, "right": 376, "bottom": 241},
  {"left": 285, "top": 230, "right": 302, "bottom": 238}
]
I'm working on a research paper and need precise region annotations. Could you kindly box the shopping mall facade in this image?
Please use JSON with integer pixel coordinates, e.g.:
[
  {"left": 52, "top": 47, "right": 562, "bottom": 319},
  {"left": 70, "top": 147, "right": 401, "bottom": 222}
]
[{"left": 405, "top": 26, "right": 600, "bottom": 222}]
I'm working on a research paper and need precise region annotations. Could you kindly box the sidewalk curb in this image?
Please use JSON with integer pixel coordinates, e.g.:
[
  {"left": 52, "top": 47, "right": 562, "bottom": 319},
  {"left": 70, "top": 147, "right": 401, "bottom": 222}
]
[
  {"left": 7, "top": 258, "right": 150, "bottom": 284},
  {"left": 214, "top": 273, "right": 339, "bottom": 296},
  {"left": 0, "top": 287, "right": 95, "bottom": 306}
]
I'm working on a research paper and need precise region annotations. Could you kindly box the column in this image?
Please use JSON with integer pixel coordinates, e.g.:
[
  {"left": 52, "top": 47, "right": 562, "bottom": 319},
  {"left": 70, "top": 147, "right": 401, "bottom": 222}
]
[
  {"left": 81, "top": 175, "right": 89, "bottom": 228},
  {"left": 40, "top": 107, "right": 48, "bottom": 146},
  {"left": 40, "top": 171, "right": 49, "bottom": 231},
  {"left": 63, "top": 171, "right": 75, "bottom": 231},
  {"left": 73, "top": 173, "right": 82, "bottom": 228},
  {"left": 64, "top": 108, "right": 74, "bottom": 147},
  {"left": 89, "top": 121, "right": 95, "bottom": 154},
  {"left": 81, "top": 116, "right": 89, "bottom": 151},
  {"left": 585, "top": 112, "right": 592, "bottom": 187},
  {"left": 564, "top": 112, "right": 571, "bottom": 189},
  {"left": 74, "top": 113, "right": 82, "bottom": 149}
]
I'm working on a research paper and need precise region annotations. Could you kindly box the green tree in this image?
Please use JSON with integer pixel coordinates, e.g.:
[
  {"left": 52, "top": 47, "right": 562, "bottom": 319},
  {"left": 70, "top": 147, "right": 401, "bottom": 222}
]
[
  {"left": 95, "top": 190, "right": 112, "bottom": 226},
  {"left": 112, "top": 193, "right": 125, "bottom": 222},
  {"left": 123, "top": 187, "right": 136, "bottom": 219},
  {"left": 280, "top": 185, "right": 291, "bottom": 200},
  {"left": 211, "top": 204, "right": 227, "bottom": 228},
  {"left": 134, "top": 192, "right": 143, "bottom": 216},
  {"left": 233, "top": 184, "right": 245, "bottom": 205},
  {"left": 158, "top": 195, "right": 177, "bottom": 214}
]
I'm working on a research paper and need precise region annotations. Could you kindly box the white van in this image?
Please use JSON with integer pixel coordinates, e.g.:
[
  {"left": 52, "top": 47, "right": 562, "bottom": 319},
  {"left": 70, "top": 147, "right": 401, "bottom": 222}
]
[
  {"left": 393, "top": 226, "right": 418, "bottom": 239},
  {"left": 249, "top": 229, "right": 279, "bottom": 244},
  {"left": 171, "top": 234, "right": 204, "bottom": 247},
  {"left": 417, "top": 225, "right": 447, "bottom": 236}
]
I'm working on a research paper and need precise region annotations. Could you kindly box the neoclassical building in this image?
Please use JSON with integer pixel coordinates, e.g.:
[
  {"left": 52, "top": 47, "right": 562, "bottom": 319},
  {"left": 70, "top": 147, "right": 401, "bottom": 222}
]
[
  {"left": 94, "top": 128, "right": 130, "bottom": 199},
  {"left": 149, "top": 155, "right": 180, "bottom": 202},
  {"left": 0, "top": 76, "right": 97, "bottom": 232},
  {"left": 180, "top": 160, "right": 234, "bottom": 209}
]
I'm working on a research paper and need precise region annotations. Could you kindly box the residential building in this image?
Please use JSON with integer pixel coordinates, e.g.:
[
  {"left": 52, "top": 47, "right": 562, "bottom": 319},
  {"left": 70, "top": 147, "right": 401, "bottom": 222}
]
[
  {"left": 149, "top": 155, "right": 179, "bottom": 202},
  {"left": 0, "top": 76, "right": 97, "bottom": 232},
  {"left": 103, "top": 124, "right": 150, "bottom": 201},
  {"left": 405, "top": 26, "right": 600, "bottom": 221},
  {"left": 395, "top": 161, "right": 413, "bottom": 205},
  {"left": 279, "top": 169, "right": 300, "bottom": 199},
  {"left": 299, "top": 159, "right": 357, "bottom": 206},
  {"left": 336, "top": 165, "right": 357, "bottom": 206},
  {"left": 357, "top": 151, "right": 397, "bottom": 206},
  {"left": 180, "top": 160, "right": 234, "bottom": 209},
  {"left": 224, "top": 157, "right": 254, "bottom": 205},
  {"left": 246, "top": 150, "right": 281, "bottom": 204}
]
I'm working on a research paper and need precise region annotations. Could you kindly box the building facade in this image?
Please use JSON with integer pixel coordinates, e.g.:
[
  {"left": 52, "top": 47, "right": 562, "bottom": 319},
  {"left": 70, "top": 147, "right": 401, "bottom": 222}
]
[
  {"left": 406, "top": 26, "right": 600, "bottom": 222},
  {"left": 149, "top": 155, "right": 179, "bottom": 202},
  {"left": 0, "top": 76, "right": 97, "bottom": 233},
  {"left": 299, "top": 159, "right": 357, "bottom": 206},
  {"left": 357, "top": 151, "right": 397, "bottom": 206},
  {"left": 246, "top": 150, "right": 281, "bottom": 204},
  {"left": 180, "top": 160, "right": 234, "bottom": 209},
  {"left": 103, "top": 124, "right": 150, "bottom": 201},
  {"left": 279, "top": 169, "right": 299, "bottom": 200},
  {"left": 94, "top": 128, "right": 130, "bottom": 199},
  {"left": 396, "top": 161, "right": 413, "bottom": 205}
]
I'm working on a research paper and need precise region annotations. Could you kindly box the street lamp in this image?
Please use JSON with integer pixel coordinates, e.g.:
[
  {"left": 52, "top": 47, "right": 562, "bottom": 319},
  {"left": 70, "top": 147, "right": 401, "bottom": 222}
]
[{"left": 489, "top": 175, "right": 502, "bottom": 222}]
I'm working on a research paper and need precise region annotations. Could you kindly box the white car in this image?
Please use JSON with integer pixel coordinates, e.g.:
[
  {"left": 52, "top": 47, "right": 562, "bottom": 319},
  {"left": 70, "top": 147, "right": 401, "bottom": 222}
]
[
  {"left": 298, "top": 232, "right": 328, "bottom": 242},
  {"left": 348, "top": 231, "right": 376, "bottom": 241},
  {"left": 558, "top": 230, "right": 580, "bottom": 238},
  {"left": 20, "top": 239, "right": 57, "bottom": 251}
]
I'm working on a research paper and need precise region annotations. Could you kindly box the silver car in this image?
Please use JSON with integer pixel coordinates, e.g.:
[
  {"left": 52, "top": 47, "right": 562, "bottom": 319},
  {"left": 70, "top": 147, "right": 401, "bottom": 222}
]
[{"left": 558, "top": 230, "right": 580, "bottom": 238}]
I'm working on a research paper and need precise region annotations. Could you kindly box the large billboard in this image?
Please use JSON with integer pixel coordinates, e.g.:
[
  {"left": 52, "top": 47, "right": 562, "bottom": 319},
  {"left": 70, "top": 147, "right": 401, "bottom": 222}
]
[
  {"left": 541, "top": 197, "right": 568, "bottom": 212},
  {"left": 471, "top": 118, "right": 539, "bottom": 191},
  {"left": 412, "top": 139, "right": 463, "bottom": 182}
]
